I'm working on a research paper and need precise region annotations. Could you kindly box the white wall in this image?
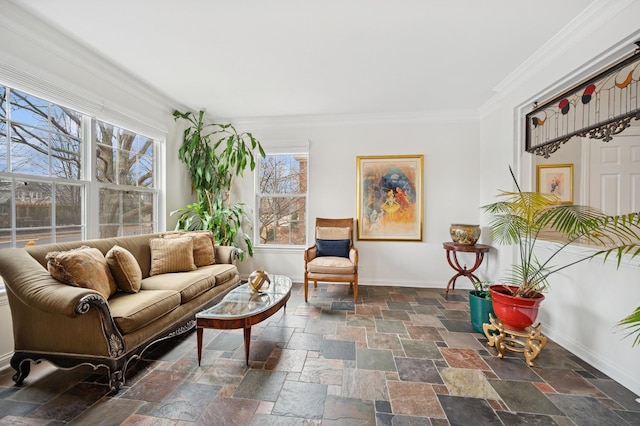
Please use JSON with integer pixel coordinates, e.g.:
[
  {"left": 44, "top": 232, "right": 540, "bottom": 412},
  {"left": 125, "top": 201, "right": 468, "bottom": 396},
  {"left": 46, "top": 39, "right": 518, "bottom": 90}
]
[
  {"left": 479, "top": 0, "right": 640, "bottom": 396},
  {"left": 234, "top": 116, "right": 487, "bottom": 288}
]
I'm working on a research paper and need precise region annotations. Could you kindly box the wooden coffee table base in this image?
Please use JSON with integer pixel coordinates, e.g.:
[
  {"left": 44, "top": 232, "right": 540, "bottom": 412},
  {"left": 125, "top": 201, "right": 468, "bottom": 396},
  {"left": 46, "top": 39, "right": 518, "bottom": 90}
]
[{"left": 196, "top": 292, "right": 290, "bottom": 366}]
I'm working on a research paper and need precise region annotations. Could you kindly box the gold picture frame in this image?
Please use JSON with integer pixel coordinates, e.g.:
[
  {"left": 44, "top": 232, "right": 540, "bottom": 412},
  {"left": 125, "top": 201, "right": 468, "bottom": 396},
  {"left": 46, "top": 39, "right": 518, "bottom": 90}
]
[
  {"left": 536, "top": 163, "right": 573, "bottom": 204},
  {"left": 356, "top": 154, "right": 423, "bottom": 241}
]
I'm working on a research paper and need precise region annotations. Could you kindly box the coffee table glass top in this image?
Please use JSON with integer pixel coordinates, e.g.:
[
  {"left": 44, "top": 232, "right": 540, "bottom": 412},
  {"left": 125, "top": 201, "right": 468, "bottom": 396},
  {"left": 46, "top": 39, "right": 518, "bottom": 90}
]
[{"left": 197, "top": 274, "right": 292, "bottom": 320}]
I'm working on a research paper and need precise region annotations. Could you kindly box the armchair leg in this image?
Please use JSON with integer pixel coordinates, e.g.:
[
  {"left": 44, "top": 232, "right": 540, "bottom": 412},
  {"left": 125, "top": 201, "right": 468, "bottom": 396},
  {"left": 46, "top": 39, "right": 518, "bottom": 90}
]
[
  {"left": 304, "top": 276, "right": 308, "bottom": 302},
  {"left": 354, "top": 278, "right": 358, "bottom": 303}
]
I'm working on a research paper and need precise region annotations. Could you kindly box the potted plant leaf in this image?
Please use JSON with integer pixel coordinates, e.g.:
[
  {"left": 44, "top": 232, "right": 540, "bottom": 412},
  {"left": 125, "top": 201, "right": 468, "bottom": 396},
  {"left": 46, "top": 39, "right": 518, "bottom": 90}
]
[
  {"left": 172, "top": 110, "right": 265, "bottom": 260},
  {"left": 482, "top": 167, "right": 640, "bottom": 335},
  {"left": 469, "top": 281, "right": 494, "bottom": 334}
]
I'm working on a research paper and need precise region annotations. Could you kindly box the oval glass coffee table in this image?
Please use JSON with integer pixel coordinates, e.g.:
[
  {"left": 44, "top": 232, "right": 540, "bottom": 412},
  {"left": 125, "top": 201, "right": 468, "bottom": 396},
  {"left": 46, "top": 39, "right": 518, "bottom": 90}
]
[{"left": 196, "top": 274, "right": 292, "bottom": 365}]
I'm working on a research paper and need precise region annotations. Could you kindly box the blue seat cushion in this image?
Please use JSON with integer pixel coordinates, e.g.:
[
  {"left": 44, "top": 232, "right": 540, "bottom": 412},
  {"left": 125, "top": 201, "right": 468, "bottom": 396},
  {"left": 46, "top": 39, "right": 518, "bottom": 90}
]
[{"left": 316, "top": 239, "right": 350, "bottom": 258}]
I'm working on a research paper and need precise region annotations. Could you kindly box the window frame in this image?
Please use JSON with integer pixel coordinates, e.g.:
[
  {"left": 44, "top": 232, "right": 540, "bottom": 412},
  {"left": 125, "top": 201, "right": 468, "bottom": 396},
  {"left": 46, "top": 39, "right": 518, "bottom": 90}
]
[
  {"left": 255, "top": 147, "right": 309, "bottom": 248},
  {"left": 0, "top": 85, "right": 160, "bottom": 248}
]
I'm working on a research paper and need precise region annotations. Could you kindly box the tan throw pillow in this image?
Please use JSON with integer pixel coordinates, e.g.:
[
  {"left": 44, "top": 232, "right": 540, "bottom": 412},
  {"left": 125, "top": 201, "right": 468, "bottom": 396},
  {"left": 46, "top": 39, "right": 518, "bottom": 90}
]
[
  {"left": 46, "top": 246, "right": 117, "bottom": 299},
  {"left": 149, "top": 237, "right": 197, "bottom": 276},
  {"left": 106, "top": 245, "right": 142, "bottom": 293},
  {"left": 162, "top": 230, "right": 216, "bottom": 266}
]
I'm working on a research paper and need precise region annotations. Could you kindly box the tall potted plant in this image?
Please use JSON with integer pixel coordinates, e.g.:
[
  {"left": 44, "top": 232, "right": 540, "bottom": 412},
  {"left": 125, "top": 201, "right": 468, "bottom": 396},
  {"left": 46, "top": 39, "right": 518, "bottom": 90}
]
[
  {"left": 172, "top": 110, "right": 265, "bottom": 260},
  {"left": 483, "top": 168, "right": 640, "bottom": 335}
]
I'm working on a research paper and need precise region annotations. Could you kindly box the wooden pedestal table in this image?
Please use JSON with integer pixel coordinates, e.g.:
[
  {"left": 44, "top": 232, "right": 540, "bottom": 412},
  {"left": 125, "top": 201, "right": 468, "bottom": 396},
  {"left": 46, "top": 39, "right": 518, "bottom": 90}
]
[
  {"left": 196, "top": 274, "right": 292, "bottom": 366},
  {"left": 442, "top": 242, "right": 490, "bottom": 295},
  {"left": 482, "top": 314, "right": 548, "bottom": 366}
]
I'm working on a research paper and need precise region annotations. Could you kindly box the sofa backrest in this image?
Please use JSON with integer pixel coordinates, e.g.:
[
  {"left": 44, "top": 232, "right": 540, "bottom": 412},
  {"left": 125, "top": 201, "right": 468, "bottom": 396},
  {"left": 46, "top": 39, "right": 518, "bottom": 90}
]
[{"left": 26, "top": 233, "right": 161, "bottom": 279}]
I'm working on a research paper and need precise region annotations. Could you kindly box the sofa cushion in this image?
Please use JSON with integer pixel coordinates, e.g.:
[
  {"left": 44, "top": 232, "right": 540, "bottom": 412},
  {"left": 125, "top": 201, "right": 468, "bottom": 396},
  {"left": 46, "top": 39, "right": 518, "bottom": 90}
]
[
  {"left": 316, "top": 238, "right": 350, "bottom": 258},
  {"left": 106, "top": 245, "right": 142, "bottom": 293},
  {"left": 316, "top": 226, "right": 351, "bottom": 240},
  {"left": 109, "top": 290, "right": 181, "bottom": 334},
  {"left": 46, "top": 246, "right": 117, "bottom": 299},
  {"left": 149, "top": 237, "right": 197, "bottom": 276},
  {"left": 141, "top": 268, "right": 216, "bottom": 303},
  {"left": 307, "top": 256, "right": 356, "bottom": 275},
  {"left": 162, "top": 230, "right": 216, "bottom": 266}
]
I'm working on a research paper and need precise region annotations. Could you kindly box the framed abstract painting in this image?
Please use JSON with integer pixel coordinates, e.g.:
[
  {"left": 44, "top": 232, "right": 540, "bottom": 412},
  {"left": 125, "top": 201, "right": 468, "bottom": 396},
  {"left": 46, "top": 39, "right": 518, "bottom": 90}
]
[
  {"left": 536, "top": 163, "right": 573, "bottom": 204},
  {"left": 356, "top": 154, "right": 423, "bottom": 241}
]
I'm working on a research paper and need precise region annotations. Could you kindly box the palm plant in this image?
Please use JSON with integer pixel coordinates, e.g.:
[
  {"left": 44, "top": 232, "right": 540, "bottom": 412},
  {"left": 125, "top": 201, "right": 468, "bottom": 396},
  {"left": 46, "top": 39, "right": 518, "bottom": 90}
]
[
  {"left": 172, "top": 110, "right": 265, "bottom": 259},
  {"left": 483, "top": 168, "right": 640, "bottom": 344}
]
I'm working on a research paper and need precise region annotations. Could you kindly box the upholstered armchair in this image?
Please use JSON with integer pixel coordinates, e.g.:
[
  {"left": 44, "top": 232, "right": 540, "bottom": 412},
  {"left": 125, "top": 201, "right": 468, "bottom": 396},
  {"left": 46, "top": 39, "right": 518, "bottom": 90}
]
[{"left": 304, "top": 218, "right": 359, "bottom": 302}]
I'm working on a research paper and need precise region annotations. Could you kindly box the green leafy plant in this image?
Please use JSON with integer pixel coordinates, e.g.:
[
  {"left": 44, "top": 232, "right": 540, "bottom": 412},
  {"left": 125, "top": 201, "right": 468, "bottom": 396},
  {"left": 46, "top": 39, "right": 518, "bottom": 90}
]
[
  {"left": 172, "top": 110, "right": 265, "bottom": 260},
  {"left": 483, "top": 167, "right": 640, "bottom": 345},
  {"left": 471, "top": 282, "right": 492, "bottom": 300}
]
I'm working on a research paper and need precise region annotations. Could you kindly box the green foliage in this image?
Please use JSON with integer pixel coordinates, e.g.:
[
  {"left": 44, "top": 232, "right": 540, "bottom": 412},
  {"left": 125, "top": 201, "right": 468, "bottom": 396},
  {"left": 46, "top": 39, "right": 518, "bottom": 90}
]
[
  {"left": 472, "top": 282, "right": 492, "bottom": 299},
  {"left": 484, "top": 167, "right": 640, "bottom": 346},
  {"left": 171, "top": 110, "right": 265, "bottom": 259},
  {"left": 618, "top": 306, "right": 640, "bottom": 347}
]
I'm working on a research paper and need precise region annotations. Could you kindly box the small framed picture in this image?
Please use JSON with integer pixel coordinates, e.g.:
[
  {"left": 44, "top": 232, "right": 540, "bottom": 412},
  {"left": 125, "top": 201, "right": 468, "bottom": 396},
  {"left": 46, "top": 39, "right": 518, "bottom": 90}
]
[{"left": 536, "top": 163, "right": 573, "bottom": 204}]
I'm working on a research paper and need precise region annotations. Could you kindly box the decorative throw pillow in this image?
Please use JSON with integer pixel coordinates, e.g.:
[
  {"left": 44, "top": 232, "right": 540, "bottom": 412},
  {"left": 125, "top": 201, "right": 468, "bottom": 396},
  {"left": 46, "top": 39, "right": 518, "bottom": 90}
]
[
  {"left": 162, "top": 230, "right": 215, "bottom": 266},
  {"left": 149, "top": 236, "right": 197, "bottom": 276},
  {"left": 46, "top": 246, "right": 117, "bottom": 299},
  {"left": 316, "top": 239, "right": 350, "bottom": 258},
  {"left": 106, "top": 245, "right": 142, "bottom": 293}
]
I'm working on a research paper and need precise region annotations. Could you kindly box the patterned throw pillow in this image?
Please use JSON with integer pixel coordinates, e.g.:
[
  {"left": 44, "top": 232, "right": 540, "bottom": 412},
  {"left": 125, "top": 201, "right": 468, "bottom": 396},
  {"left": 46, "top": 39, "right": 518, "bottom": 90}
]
[
  {"left": 106, "top": 245, "right": 143, "bottom": 293},
  {"left": 149, "top": 237, "right": 197, "bottom": 276},
  {"left": 46, "top": 246, "right": 117, "bottom": 299},
  {"left": 161, "top": 231, "right": 216, "bottom": 266}
]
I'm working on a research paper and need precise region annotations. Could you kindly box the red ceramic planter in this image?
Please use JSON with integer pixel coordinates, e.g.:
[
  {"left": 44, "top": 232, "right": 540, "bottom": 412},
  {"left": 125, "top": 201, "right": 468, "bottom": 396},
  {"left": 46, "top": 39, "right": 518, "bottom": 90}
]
[{"left": 489, "top": 285, "right": 545, "bottom": 330}]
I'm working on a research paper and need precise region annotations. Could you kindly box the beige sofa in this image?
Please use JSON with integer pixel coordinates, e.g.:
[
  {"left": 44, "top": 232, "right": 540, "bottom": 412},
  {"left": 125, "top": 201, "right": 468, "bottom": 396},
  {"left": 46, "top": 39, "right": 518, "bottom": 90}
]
[{"left": 0, "top": 232, "right": 241, "bottom": 393}]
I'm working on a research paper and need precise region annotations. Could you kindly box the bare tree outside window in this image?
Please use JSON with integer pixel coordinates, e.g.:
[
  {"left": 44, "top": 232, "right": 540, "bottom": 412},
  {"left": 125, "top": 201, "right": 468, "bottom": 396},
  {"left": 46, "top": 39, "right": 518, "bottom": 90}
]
[
  {"left": 257, "top": 154, "right": 307, "bottom": 245},
  {"left": 0, "top": 86, "right": 158, "bottom": 247}
]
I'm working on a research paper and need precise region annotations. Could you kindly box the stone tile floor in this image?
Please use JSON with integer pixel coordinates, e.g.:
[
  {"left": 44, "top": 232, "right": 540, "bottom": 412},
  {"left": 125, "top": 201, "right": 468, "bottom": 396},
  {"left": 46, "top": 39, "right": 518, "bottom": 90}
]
[{"left": 0, "top": 283, "right": 639, "bottom": 425}]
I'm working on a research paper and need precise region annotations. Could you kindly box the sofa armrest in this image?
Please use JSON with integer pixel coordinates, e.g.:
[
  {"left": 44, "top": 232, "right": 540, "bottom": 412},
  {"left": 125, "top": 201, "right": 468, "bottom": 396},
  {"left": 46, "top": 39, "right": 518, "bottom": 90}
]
[
  {"left": 215, "top": 245, "right": 239, "bottom": 264},
  {"left": 0, "top": 248, "right": 100, "bottom": 318}
]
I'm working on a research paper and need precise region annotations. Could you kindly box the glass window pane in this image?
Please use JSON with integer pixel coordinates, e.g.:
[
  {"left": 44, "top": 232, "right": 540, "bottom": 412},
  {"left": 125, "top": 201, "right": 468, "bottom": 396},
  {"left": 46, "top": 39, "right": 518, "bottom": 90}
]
[
  {"left": 56, "top": 184, "right": 82, "bottom": 226},
  {"left": 123, "top": 191, "right": 139, "bottom": 224},
  {"left": 134, "top": 154, "right": 154, "bottom": 188},
  {"left": 96, "top": 143, "right": 116, "bottom": 183},
  {"left": 0, "top": 180, "right": 11, "bottom": 229},
  {"left": 0, "top": 120, "right": 6, "bottom": 172},
  {"left": 50, "top": 104, "right": 81, "bottom": 138},
  {"left": 0, "top": 87, "right": 6, "bottom": 118},
  {"left": 56, "top": 226, "right": 82, "bottom": 244},
  {"left": 10, "top": 124, "right": 49, "bottom": 175},
  {"left": 99, "top": 188, "right": 120, "bottom": 225},
  {"left": 51, "top": 134, "right": 81, "bottom": 179},
  {"left": 141, "top": 192, "right": 154, "bottom": 224},
  {"left": 15, "top": 181, "right": 51, "bottom": 228},
  {"left": 259, "top": 155, "right": 307, "bottom": 195},
  {"left": 0, "top": 230, "right": 10, "bottom": 249},
  {"left": 118, "top": 148, "right": 137, "bottom": 186},
  {"left": 9, "top": 89, "right": 49, "bottom": 129},
  {"left": 17, "top": 228, "right": 52, "bottom": 246},
  {"left": 100, "top": 224, "right": 120, "bottom": 239}
]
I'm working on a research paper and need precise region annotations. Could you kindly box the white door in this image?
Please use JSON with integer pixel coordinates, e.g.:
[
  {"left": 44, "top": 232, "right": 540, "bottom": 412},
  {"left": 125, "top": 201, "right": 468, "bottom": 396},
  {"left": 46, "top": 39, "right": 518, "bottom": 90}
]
[{"left": 587, "top": 125, "right": 640, "bottom": 215}]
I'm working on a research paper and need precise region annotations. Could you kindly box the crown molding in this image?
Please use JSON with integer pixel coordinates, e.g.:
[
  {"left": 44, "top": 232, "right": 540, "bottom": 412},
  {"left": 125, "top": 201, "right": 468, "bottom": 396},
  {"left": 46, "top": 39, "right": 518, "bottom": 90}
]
[{"left": 229, "top": 109, "right": 480, "bottom": 129}]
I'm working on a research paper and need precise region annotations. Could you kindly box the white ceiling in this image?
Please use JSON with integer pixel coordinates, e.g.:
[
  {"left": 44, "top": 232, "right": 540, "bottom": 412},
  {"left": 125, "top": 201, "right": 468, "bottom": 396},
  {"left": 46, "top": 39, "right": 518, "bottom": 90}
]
[{"left": 14, "top": 0, "right": 596, "bottom": 120}]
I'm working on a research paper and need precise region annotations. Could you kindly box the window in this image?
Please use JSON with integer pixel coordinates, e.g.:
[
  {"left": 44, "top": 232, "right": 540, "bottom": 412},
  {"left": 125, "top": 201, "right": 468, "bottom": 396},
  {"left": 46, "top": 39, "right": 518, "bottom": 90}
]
[
  {"left": 256, "top": 153, "right": 308, "bottom": 246},
  {"left": 94, "top": 120, "right": 156, "bottom": 237},
  {"left": 0, "top": 86, "right": 159, "bottom": 248}
]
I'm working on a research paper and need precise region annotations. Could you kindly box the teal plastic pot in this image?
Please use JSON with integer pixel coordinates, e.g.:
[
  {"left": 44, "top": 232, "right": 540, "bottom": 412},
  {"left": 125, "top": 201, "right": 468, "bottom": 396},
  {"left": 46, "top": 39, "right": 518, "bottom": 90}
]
[{"left": 469, "top": 290, "right": 494, "bottom": 333}]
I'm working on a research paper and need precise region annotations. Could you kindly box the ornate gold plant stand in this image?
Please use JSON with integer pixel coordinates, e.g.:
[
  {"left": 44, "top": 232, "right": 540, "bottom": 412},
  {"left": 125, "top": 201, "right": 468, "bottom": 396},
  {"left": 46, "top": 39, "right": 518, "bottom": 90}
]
[{"left": 482, "top": 314, "right": 548, "bottom": 366}]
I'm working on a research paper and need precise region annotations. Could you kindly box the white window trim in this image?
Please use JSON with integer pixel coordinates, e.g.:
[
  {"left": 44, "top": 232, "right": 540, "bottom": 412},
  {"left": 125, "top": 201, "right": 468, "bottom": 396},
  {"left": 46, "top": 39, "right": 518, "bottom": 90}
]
[{"left": 255, "top": 140, "right": 309, "bottom": 249}]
